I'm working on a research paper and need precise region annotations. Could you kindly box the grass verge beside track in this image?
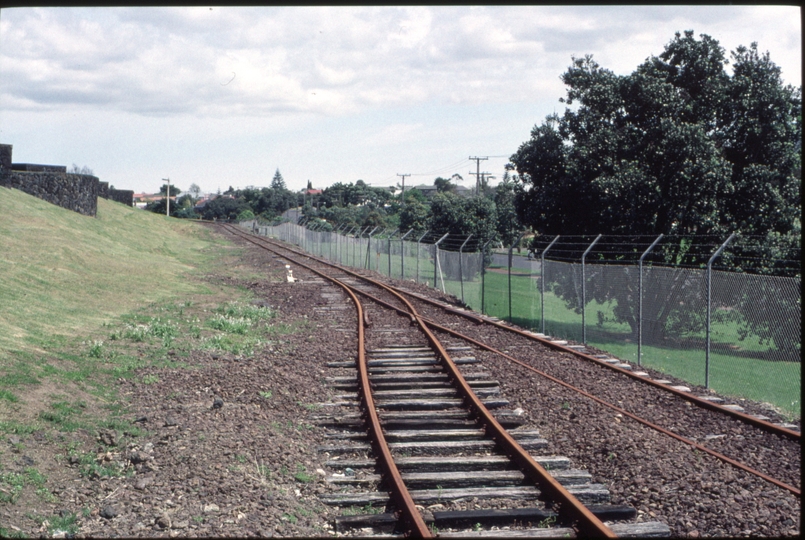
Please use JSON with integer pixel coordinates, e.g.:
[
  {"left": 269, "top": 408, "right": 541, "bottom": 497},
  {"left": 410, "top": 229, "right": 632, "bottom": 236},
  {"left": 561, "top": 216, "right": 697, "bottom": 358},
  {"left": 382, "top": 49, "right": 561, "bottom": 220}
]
[{"left": 0, "top": 188, "right": 247, "bottom": 431}]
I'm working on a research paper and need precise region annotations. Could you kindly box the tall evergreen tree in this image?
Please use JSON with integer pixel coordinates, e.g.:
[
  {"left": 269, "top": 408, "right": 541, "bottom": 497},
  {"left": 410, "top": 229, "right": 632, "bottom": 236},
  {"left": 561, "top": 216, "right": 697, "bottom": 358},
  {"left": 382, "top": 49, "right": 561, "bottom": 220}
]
[{"left": 270, "top": 169, "right": 286, "bottom": 191}]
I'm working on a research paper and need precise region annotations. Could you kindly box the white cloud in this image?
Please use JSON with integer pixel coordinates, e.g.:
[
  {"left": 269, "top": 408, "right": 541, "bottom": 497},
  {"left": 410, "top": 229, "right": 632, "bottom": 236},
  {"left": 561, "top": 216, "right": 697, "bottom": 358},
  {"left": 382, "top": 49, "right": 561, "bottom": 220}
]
[{"left": 0, "top": 6, "right": 800, "bottom": 195}]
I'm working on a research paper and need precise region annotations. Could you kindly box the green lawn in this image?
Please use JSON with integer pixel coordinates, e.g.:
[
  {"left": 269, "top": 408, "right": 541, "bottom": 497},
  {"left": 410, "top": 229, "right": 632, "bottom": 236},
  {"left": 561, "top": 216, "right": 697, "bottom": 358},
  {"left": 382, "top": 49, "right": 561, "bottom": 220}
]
[{"left": 479, "top": 269, "right": 800, "bottom": 418}]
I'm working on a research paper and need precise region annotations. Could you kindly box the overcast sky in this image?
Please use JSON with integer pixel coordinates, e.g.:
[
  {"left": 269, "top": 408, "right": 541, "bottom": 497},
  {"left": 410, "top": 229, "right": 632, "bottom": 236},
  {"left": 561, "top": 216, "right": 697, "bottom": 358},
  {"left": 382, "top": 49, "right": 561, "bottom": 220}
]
[{"left": 0, "top": 6, "right": 801, "bottom": 196}]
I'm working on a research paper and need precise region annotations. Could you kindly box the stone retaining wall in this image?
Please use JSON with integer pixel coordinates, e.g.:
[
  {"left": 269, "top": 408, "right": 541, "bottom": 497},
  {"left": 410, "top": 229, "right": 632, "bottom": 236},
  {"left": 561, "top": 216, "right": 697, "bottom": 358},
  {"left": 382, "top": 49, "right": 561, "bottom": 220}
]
[
  {"left": 1, "top": 167, "right": 99, "bottom": 216},
  {"left": 0, "top": 143, "right": 134, "bottom": 216}
]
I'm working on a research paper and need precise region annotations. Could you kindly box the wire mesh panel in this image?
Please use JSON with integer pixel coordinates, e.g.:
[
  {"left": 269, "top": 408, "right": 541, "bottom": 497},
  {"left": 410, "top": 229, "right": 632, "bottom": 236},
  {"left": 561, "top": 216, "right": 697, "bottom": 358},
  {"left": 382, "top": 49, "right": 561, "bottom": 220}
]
[
  {"left": 461, "top": 251, "right": 484, "bottom": 310},
  {"left": 640, "top": 266, "right": 708, "bottom": 386},
  {"left": 505, "top": 254, "right": 541, "bottom": 330},
  {"left": 482, "top": 251, "right": 511, "bottom": 323},
  {"left": 583, "top": 264, "right": 640, "bottom": 363},
  {"left": 541, "top": 260, "right": 583, "bottom": 343},
  {"left": 436, "top": 249, "right": 462, "bottom": 300},
  {"left": 415, "top": 243, "right": 436, "bottom": 286},
  {"left": 708, "top": 270, "right": 800, "bottom": 410}
]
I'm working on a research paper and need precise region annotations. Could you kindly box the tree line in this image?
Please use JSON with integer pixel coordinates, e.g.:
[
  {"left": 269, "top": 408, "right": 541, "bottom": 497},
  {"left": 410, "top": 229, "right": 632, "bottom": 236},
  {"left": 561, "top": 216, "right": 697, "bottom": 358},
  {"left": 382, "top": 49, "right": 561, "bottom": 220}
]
[{"left": 146, "top": 30, "right": 799, "bottom": 276}]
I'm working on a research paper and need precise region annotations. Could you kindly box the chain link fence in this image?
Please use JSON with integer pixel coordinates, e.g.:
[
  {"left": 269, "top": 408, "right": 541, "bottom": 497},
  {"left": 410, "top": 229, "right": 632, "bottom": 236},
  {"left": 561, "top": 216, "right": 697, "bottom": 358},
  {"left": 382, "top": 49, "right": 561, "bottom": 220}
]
[{"left": 246, "top": 221, "right": 800, "bottom": 418}]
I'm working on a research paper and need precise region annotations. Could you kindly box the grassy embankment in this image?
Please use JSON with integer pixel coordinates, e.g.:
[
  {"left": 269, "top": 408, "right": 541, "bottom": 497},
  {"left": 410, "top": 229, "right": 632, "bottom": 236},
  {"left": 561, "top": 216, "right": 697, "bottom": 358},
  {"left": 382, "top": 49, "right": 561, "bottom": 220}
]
[
  {"left": 0, "top": 188, "right": 275, "bottom": 433},
  {"left": 0, "top": 189, "right": 316, "bottom": 537}
]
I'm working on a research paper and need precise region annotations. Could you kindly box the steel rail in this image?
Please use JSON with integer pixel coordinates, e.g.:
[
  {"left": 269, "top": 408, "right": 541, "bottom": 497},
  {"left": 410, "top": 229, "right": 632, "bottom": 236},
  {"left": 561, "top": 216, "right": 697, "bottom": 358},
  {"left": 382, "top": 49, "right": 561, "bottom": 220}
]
[
  {"left": 223, "top": 225, "right": 616, "bottom": 538},
  {"left": 403, "top": 293, "right": 802, "bottom": 442},
  {"left": 231, "top": 227, "right": 800, "bottom": 498},
  {"left": 289, "top": 258, "right": 802, "bottom": 499},
  {"left": 419, "top": 320, "right": 803, "bottom": 498},
  {"left": 218, "top": 225, "right": 431, "bottom": 537}
]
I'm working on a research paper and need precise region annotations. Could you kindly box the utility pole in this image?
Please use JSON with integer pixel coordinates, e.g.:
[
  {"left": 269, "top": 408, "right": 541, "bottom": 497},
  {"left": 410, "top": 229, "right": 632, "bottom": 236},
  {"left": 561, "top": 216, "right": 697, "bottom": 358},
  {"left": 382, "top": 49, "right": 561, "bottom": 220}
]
[
  {"left": 397, "top": 173, "right": 410, "bottom": 207},
  {"left": 478, "top": 172, "right": 495, "bottom": 196},
  {"left": 163, "top": 178, "right": 170, "bottom": 216},
  {"left": 469, "top": 156, "right": 487, "bottom": 196}
]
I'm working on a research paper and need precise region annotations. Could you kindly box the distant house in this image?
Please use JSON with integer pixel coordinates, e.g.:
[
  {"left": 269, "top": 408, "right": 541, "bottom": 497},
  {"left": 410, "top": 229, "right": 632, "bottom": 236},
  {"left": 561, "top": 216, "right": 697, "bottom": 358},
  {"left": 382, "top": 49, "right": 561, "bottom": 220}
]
[
  {"left": 133, "top": 192, "right": 174, "bottom": 209},
  {"left": 193, "top": 195, "right": 215, "bottom": 211}
]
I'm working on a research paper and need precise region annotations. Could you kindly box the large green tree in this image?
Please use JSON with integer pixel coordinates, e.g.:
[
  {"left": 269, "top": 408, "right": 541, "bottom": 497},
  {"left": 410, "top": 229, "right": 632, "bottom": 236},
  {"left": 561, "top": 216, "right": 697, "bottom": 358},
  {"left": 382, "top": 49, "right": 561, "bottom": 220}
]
[
  {"left": 510, "top": 31, "right": 800, "bottom": 349},
  {"left": 512, "top": 31, "right": 800, "bottom": 257},
  {"left": 428, "top": 192, "right": 497, "bottom": 250}
]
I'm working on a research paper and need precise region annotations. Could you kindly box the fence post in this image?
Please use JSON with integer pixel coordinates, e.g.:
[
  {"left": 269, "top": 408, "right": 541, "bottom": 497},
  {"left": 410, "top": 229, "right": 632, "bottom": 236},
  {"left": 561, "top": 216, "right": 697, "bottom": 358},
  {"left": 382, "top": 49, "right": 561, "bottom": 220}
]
[
  {"left": 481, "top": 238, "right": 493, "bottom": 314},
  {"left": 508, "top": 234, "right": 526, "bottom": 323},
  {"left": 434, "top": 233, "right": 450, "bottom": 291},
  {"left": 400, "top": 229, "right": 414, "bottom": 280},
  {"left": 459, "top": 234, "right": 472, "bottom": 304},
  {"left": 706, "top": 233, "right": 736, "bottom": 388},
  {"left": 581, "top": 234, "right": 603, "bottom": 344},
  {"left": 387, "top": 229, "right": 399, "bottom": 276},
  {"left": 416, "top": 230, "right": 430, "bottom": 284},
  {"left": 340, "top": 226, "right": 349, "bottom": 265},
  {"left": 540, "top": 235, "right": 560, "bottom": 335},
  {"left": 344, "top": 226, "right": 356, "bottom": 265},
  {"left": 638, "top": 234, "right": 664, "bottom": 366},
  {"left": 365, "top": 227, "right": 379, "bottom": 269},
  {"left": 355, "top": 227, "right": 368, "bottom": 268}
]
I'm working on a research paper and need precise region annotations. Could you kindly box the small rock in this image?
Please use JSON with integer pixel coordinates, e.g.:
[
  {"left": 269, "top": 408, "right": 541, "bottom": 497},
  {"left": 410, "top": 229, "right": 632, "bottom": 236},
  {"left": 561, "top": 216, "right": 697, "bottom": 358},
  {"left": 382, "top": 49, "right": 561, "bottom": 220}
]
[
  {"left": 156, "top": 513, "right": 172, "bottom": 529},
  {"left": 8, "top": 435, "right": 20, "bottom": 446},
  {"left": 164, "top": 415, "right": 179, "bottom": 427},
  {"left": 133, "top": 416, "right": 148, "bottom": 423},
  {"left": 129, "top": 451, "right": 148, "bottom": 464},
  {"left": 134, "top": 477, "right": 153, "bottom": 490},
  {"left": 173, "top": 520, "right": 189, "bottom": 530},
  {"left": 100, "top": 506, "right": 118, "bottom": 520},
  {"left": 203, "top": 503, "right": 220, "bottom": 514},
  {"left": 212, "top": 396, "right": 224, "bottom": 409},
  {"left": 98, "top": 429, "right": 118, "bottom": 447},
  {"left": 344, "top": 468, "right": 355, "bottom": 477},
  {"left": 21, "top": 455, "right": 35, "bottom": 466}
]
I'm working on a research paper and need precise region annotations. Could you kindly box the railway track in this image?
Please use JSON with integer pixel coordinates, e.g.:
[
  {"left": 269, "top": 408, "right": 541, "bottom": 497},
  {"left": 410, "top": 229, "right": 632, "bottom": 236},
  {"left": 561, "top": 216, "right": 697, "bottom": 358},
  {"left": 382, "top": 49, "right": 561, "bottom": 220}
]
[
  {"left": 219, "top": 224, "right": 675, "bottom": 537},
  {"left": 218, "top": 223, "right": 799, "bottom": 536}
]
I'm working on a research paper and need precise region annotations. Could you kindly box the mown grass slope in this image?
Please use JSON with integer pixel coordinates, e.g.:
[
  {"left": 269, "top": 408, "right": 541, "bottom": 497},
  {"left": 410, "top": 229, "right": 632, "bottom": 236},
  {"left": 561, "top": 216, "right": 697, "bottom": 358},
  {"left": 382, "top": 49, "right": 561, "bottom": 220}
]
[{"left": 0, "top": 187, "right": 219, "bottom": 356}]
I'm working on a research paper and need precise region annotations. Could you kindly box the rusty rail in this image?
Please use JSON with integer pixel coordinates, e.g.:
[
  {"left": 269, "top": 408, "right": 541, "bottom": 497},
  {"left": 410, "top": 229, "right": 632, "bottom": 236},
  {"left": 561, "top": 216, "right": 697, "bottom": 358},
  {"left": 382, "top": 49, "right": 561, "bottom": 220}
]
[
  {"left": 218, "top": 224, "right": 431, "bottom": 537},
  {"left": 221, "top": 224, "right": 617, "bottom": 537}
]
